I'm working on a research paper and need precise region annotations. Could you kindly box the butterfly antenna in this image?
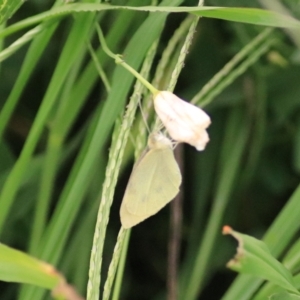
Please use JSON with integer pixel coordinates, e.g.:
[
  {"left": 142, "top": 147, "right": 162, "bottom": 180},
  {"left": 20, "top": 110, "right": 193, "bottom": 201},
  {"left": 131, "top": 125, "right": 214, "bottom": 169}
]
[
  {"left": 171, "top": 140, "right": 179, "bottom": 150},
  {"left": 157, "top": 122, "right": 172, "bottom": 141}
]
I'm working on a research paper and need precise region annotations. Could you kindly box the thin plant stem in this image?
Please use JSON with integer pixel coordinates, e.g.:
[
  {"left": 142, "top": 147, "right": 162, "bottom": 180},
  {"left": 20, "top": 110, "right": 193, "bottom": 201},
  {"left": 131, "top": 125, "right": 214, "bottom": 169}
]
[
  {"left": 165, "top": 3, "right": 203, "bottom": 299},
  {"left": 96, "top": 24, "right": 158, "bottom": 95},
  {"left": 168, "top": 144, "right": 184, "bottom": 300},
  {"left": 87, "top": 26, "right": 158, "bottom": 300},
  {"left": 102, "top": 227, "right": 127, "bottom": 300},
  {"left": 191, "top": 28, "right": 273, "bottom": 106},
  {"left": 199, "top": 37, "right": 276, "bottom": 108},
  {"left": 134, "top": 39, "right": 160, "bottom": 159},
  {"left": 153, "top": 8, "right": 201, "bottom": 131},
  {"left": 111, "top": 229, "right": 131, "bottom": 300},
  {"left": 86, "top": 74, "right": 143, "bottom": 300},
  {"left": 152, "top": 15, "right": 194, "bottom": 90},
  {"left": 87, "top": 42, "right": 111, "bottom": 92},
  {"left": 182, "top": 109, "right": 249, "bottom": 300}
]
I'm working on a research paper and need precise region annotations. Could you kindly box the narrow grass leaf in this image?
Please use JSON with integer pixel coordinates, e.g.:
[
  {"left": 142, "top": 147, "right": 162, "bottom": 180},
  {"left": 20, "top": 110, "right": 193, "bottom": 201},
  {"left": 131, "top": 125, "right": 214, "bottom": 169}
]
[
  {"left": 2, "top": 5, "right": 300, "bottom": 39},
  {"left": 269, "top": 292, "right": 300, "bottom": 300}
]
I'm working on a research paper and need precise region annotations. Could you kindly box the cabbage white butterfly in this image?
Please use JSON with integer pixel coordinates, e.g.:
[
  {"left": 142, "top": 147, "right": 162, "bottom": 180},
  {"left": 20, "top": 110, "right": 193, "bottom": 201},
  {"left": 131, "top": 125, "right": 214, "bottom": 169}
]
[{"left": 120, "top": 132, "right": 182, "bottom": 228}]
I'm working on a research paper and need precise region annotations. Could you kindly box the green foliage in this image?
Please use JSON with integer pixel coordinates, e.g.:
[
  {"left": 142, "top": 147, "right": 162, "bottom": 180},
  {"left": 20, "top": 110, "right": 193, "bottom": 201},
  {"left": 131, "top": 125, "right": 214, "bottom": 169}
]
[
  {"left": 224, "top": 226, "right": 298, "bottom": 294},
  {"left": 269, "top": 292, "right": 300, "bottom": 300},
  {"left": 1, "top": 0, "right": 300, "bottom": 300},
  {"left": 0, "top": 0, "right": 24, "bottom": 25},
  {"left": 0, "top": 243, "right": 59, "bottom": 289}
]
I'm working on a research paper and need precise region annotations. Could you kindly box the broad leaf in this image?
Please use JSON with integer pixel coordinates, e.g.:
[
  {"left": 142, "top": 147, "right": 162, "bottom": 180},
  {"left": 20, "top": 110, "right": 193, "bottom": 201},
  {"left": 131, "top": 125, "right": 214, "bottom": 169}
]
[{"left": 223, "top": 226, "right": 299, "bottom": 295}]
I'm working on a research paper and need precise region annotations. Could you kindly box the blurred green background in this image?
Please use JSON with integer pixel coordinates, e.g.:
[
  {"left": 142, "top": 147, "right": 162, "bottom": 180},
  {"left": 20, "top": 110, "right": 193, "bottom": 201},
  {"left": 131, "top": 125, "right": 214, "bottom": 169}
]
[{"left": 1, "top": 0, "right": 300, "bottom": 299}]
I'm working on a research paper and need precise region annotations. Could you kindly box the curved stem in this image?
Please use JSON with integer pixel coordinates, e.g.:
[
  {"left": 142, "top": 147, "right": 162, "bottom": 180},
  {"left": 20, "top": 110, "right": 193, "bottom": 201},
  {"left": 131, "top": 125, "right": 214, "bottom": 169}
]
[{"left": 96, "top": 24, "right": 158, "bottom": 95}]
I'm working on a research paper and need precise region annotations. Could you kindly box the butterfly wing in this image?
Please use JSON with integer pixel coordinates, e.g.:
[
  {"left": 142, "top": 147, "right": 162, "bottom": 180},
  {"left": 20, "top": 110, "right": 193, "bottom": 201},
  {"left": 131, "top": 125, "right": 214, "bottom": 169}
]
[
  {"left": 120, "top": 146, "right": 181, "bottom": 228},
  {"left": 120, "top": 203, "right": 148, "bottom": 229}
]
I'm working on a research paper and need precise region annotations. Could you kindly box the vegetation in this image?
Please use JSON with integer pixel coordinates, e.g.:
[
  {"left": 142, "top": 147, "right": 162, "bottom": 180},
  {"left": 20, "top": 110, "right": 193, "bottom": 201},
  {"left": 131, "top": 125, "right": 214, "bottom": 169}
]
[{"left": 1, "top": 0, "right": 300, "bottom": 299}]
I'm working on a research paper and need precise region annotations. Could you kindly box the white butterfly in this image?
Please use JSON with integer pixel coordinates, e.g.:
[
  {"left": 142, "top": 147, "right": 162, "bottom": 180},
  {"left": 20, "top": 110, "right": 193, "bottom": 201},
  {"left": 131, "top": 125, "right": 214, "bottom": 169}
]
[{"left": 120, "top": 132, "right": 182, "bottom": 228}]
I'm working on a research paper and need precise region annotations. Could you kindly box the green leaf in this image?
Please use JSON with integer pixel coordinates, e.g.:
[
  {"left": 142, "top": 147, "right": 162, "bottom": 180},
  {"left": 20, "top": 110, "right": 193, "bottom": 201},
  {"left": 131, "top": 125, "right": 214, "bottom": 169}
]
[
  {"left": 49, "top": 5, "right": 300, "bottom": 29},
  {"left": 2, "top": 4, "right": 300, "bottom": 39},
  {"left": 0, "top": 243, "right": 59, "bottom": 289},
  {"left": 223, "top": 226, "right": 299, "bottom": 294},
  {"left": 269, "top": 291, "right": 300, "bottom": 300},
  {"left": 0, "top": 243, "right": 84, "bottom": 299},
  {"left": 0, "top": 0, "right": 24, "bottom": 25}
]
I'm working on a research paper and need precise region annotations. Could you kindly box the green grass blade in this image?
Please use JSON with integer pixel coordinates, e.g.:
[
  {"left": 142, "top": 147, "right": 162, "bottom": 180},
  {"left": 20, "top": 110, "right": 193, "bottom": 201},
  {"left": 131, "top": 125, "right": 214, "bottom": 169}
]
[
  {"left": 0, "top": 0, "right": 24, "bottom": 25},
  {"left": 2, "top": 4, "right": 300, "bottom": 40},
  {"left": 0, "top": 23, "right": 57, "bottom": 142}
]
